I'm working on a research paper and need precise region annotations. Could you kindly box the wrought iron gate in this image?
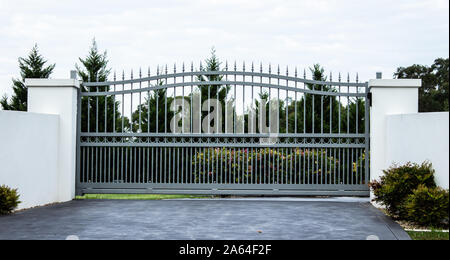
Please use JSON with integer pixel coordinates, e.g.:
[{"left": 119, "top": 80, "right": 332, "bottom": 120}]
[{"left": 76, "top": 63, "right": 370, "bottom": 196}]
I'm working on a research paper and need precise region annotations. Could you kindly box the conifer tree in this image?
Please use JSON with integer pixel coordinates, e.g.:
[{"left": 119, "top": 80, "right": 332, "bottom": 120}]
[
  {"left": 1, "top": 45, "right": 55, "bottom": 111},
  {"left": 197, "top": 48, "right": 230, "bottom": 132},
  {"left": 76, "top": 39, "right": 128, "bottom": 133}
]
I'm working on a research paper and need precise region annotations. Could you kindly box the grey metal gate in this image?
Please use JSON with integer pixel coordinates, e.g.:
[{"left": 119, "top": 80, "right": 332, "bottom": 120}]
[{"left": 76, "top": 63, "right": 370, "bottom": 196}]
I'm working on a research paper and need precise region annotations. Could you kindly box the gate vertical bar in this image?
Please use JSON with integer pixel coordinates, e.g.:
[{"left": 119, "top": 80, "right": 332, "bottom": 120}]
[
  {"left": 75, "top": 87, "right": 82, "bottom": 196},
  {"left": 364, "top": 82, "right": 370, "bottom": 184}
]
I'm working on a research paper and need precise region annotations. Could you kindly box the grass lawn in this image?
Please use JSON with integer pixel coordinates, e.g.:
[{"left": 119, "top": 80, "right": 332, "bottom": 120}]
[
  {"left": 75, "top": 194, "right": 212, "bottom": 200},
  {"left": 407, "top": 231, "right": 449, "bottom": 240}
]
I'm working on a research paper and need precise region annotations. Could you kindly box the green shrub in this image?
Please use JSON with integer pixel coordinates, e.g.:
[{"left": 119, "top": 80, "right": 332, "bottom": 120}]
[
  {"left": 0, "top": 185, "right": 21, "bottom": 215},
  {"left": 369, "top": 162, "right": 436, "bottom": 219},
  {"left": 405, "top": 185, "right": 449, "bottom": 227},
  {"left": 192, "top": 148, "right": 365, "bottom": 184}
]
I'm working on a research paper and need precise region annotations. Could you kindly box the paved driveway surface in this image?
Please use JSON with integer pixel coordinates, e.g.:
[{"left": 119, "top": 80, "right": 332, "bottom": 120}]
[{"left": 0, "top": 199, "right": 410, "bottom": 240}]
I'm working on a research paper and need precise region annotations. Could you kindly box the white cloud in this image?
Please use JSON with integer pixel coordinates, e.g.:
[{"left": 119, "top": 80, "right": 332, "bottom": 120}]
[{"left": 0, "top": 0, "right": 448, "bottom": 98}]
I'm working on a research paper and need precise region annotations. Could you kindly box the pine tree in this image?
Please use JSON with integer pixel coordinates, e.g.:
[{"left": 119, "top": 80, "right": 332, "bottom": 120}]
[
  {"left": 76, "top": 39, "right": 131, "bottom": 183},
  {"left": 1, "top": 45, "right": 55, "bottom": 111},
  {"left": 76, "top": 39, "right": 128, "bottom": 133},
  {"left": 76, "top": 39, "right": 110, "bottom": 86},
  {"left": 286, "top": 64, "right": 365, "bottom": 134},
  {"left": 131, "top": 48, "right": 231, "bottom": 134},
  {"left": 197, "top": 48, "right": 230, "bottom": 132},
  {"left": 197, "top": 48, "right": 229, "bottom": 100},
  {"left": 131, "top": 82, "right": 173, "bottom": 133}
]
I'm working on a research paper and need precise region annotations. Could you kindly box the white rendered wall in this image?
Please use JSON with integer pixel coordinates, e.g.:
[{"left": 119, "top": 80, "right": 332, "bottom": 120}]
[
  {"left": 369, "top": 79, "right": 421, "bottom": 186},
  {"left": 26, "top": 79, "right": 79, "bottom": 203},
  {"left": 369, "top": 79, "right": 421, "bottom": 201},
  {"left": 0, "top": 111, "right": 59, "bottom": 209},
  {"left": 386, "top": 112, "right": 449, "bottom": 189}
]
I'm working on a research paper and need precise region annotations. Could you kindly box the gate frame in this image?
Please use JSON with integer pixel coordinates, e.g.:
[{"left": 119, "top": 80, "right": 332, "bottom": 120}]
[{"left": 75, "top": 66, "right": 371, "bottom": 197}]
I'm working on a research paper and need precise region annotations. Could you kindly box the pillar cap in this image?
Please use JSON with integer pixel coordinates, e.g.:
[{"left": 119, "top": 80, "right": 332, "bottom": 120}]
[
  {"left": 25, "top": 79, "right": 80, "bottom": 89},
  {"left": 369, "top": 79, "right": 421, "bottom": 88}
]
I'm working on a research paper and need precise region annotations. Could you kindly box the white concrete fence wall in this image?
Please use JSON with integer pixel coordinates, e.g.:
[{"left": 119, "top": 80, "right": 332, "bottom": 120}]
[
  {"left": 385, "top": 112, "right": 449, "bottom": 189},
  {"left": 0, "top": 79, "right": 78, "bottom": 210},
  {"left": 1, "top": 76, "right": 449, "bottom": 210},
  {"left": 0, "top": 111, "right": 59, "bottom": 209}
]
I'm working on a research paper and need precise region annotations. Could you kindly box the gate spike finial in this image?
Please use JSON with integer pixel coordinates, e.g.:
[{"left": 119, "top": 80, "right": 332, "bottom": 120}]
[
  {"left": 303, "top": 68, "right": 306, "bottom": 79},
  {"left": 269, "top": 63, "right": 271, "bottom": 74},
  {"left": 295, "top": 67, "right": 298, "bottom": 78},
  {"left": 191, "top": 62, "right": 194, "bottom": 72},
  {"left": 277, "top": 65, "right": 280, "bottom": 75},
  {"left": 139, "top": 67, "right": 142, "bottom": 78},
  {"left": 200, "top": 61, "right": 203, "bottom": 71},
  {"left": 356, "top": 73, "right": 359, "bottom": 83},
  {"left": 234, "top": 61, "right": 237, "bottom": 71},
  {"left": 131, "top": 69, "right": 133, "bottom": 79},
  {"left": 113, "top": 71, "right": 116, "bottom": 81},
  {"left": 174, "top": 63, "right": 176, "bottom": 73},
  {"left": 165, "top": 65, "right": 168, "bottom": 75},
  {"left": 330, "top": 71, "right": 333, "bottom": 82},
  {"left": 225, "top": 60, "right": 228, "bottom": 71},
  {"left": 260, "top": 62, "right": 263, "bottom": 73},
  {"left": 122, "top": 70, "right": 125, "bottom": 80},
  {"left": 251, "top": 62, "right": 254, "bottom": 72},
  {"left": 148, "top": 67, "right": 150, "bottom": 77},
  {"left": 182, "top": 62, "right": 185, "bottom": 73},
  {"left": 338, "top": 72, "right": 341, "bottom": 82},
  {"left": 243, "top": 61, "right": 245, "bottom": 72},
  {"left": 347, "top": 72, "right": 350, "bottom": 82},
  {"left": 286, "top": 66, "right": 289, "bottom": 76}
]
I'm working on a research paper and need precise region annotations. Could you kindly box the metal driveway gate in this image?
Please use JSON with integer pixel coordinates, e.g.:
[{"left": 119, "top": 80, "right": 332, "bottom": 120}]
[{"left": 76, "top": 63, "right": 370, "bottom": 196}]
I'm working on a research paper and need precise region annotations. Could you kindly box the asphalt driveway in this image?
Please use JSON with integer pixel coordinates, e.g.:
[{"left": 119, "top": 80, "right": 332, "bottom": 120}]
[{"left": 0, "top": 198, "right": 410, "bottom": 240}]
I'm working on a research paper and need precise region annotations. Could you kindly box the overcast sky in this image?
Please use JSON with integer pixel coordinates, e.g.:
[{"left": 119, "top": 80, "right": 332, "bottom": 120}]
[{"left": 0, "top": 0, "right": 448, "bottom": 97}]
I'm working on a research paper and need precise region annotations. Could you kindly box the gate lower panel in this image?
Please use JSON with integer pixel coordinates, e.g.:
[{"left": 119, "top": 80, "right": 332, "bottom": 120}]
[{"left": 77, "top": 145, "right": 369, "bottom": 196}]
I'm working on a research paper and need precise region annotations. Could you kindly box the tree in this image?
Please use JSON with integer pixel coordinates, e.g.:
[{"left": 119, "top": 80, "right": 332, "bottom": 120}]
[
  {"left": 76, "top": 39, "right": 110, "bottom": 84},
  {"left": 395, "top": 58, "right": 449, "bottom": 112},
  {"left": 131, "top": 48, "right": 230, "bottom": 134},
  {"left": 431, "top": 58, "right": 449, "bottom": 111},
  {"left": 284, "top": 64, "right": 365, "bottom": 134},
  {"left": 76, "top": 39, "right": 128, "bottom": 133},
  {"left": 77, "top": 39, "right": 132, "bottom": 183},
  {"left": 289, "top": 65, "right": 337, "bottom": 134},
  {"left": 197, "top": 48, "right": 231, "bottom": 133},
  {"left": 197, "top": 48, "right": 229, "bottom": 100},
  {"left": 1, "top": 45, "right": 55, "bottom": 111},
  {"left": 131, "top": 83, "right": 174, "bottom": 133}
]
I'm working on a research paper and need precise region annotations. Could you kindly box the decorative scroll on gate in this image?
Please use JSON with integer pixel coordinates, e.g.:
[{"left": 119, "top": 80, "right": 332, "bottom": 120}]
[{"left": 76, "top": 62, "right": 370, "bottom": 196}]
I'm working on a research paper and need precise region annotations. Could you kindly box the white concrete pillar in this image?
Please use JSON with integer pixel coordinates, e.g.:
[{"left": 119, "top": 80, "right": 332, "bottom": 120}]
[
  {"left": 369, "top": 79, "right": 421, "bottom": 197},
  {"left": 26, "top": 79, "right": 79, "bottom": 203}
]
